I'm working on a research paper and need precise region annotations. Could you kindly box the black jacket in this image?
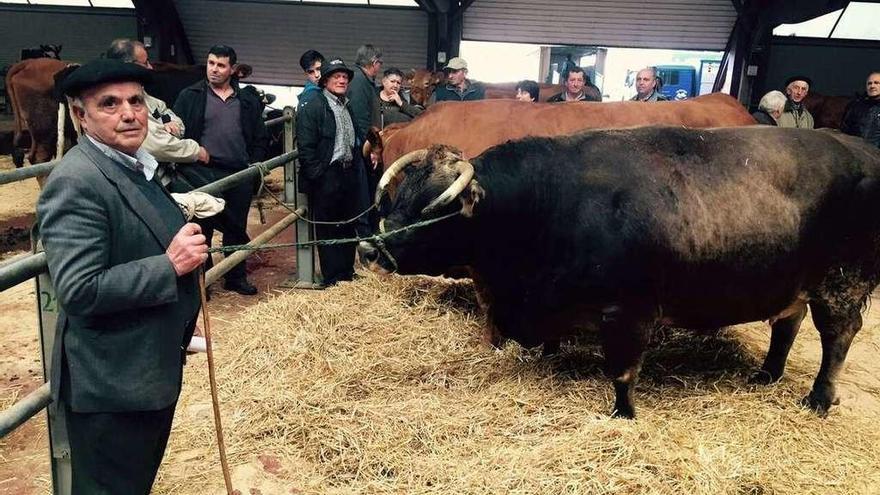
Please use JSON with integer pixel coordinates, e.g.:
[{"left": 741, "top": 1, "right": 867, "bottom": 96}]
[
  {"left": 173, "top": 80, "right": 269, "bottom": 167},
  {"left": 841, "top": 95, "right": 880, "bottom": 148},
  {"left": 433, "top": 81, "right": 486, "bottom": 102},
  {"left": 347, "top": 66, "right": 379, "bottom": 142},
  {"left": 751, "top": 109, "right": 778, "bottom": 126},
  {"left": 295, "top": 90, "right": 359, "bottom": 193}
]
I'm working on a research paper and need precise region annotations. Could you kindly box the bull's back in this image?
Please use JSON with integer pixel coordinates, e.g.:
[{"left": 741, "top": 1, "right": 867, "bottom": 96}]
[{"left": 383, "top": 94, "right": 755, "bottom": 165}]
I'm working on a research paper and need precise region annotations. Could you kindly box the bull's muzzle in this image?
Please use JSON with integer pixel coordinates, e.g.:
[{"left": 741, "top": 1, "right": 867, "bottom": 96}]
[{"left": 357, "top": 241, "right": 380, "bottom": 265}]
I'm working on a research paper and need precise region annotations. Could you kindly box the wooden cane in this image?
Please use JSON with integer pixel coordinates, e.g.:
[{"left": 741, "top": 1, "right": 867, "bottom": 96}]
[{"left": 198, "top": 268, "right": 234, "bottom": 494}]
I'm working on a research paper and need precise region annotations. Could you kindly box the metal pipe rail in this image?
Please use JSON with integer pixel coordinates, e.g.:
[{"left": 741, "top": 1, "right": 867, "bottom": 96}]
[
  {"left": 0, "top": 114, "right": 293, "bottom": 186},
  {"left": 0, "top": 209, "right": 304, "bottom": 440},
  {"left": 0, "top": 160, "right": 60, "bottom": 186},
  {"left": 0, "top": 151, "right": 297, "bottom": 293},
  {"left": 0, "top": 383, "right": 51, "bottom": 438}
]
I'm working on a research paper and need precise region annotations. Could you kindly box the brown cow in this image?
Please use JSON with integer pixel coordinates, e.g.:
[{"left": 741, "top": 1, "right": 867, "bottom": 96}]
[
  {"left": 6, "top": 59, "right": 255, "bottom": 169},
  {"left": 366, "top": 93, "right": 757, "bottom": 171},
  {"left": 407, "top": 68, "right": 568, "bottom": 106},
  {"left": 803, "top": 91, "right": 854, "bottom": 129},
  {"left": 6, "top": 58, "right": 72, "bottom": 167}
]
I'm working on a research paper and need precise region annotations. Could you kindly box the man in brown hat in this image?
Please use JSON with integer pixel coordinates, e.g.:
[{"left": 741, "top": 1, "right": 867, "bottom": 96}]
[
  {"left": 295, "top": 57, "right": 371, "bottom": 286},
  {"left": 37, "top": 58, "right": 207, "bottom": 493}
]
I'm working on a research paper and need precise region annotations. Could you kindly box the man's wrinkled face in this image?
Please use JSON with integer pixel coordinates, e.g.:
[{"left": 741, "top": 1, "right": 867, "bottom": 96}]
[
  {"left": 635, "top": 69, "right": 656, "bottom": 96},
  {"left": 786, "top": 80, "right": 809, "bottom": 103},
  {"left": 325, "top": 71, "right": 349, "bottom": 96},
  {"left": 305, "top": 60, "right": 322, "bottom": 85},
  {"left": 75, "top": 81, "right": 148, "bottom": 156},
  {"left": 447, "top": 68, "right": 467, "bottom": 87},
  {"left": 133, "top": 45, "right": 152, "bottom": 70},
  {"left": 566, "top": 71, "right": 585, "bottom": 95},
  {"left": 866, "top": 73, "right": 880, "bottom": 98},
  {"left": 206, "top": 54, "right": 233, "bottom": 87}
]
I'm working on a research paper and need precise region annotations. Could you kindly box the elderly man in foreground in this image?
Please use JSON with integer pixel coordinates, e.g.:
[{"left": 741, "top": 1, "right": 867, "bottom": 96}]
[{"left": 36, "top": 59, "right": 207, "bottom": 494}]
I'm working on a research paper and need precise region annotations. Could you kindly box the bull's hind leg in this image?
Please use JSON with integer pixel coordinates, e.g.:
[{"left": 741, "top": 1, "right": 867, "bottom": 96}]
[
  {"left": 804, "top": 299, "right": 863, "bottom": 415},
  {"left": 598, "top": 306, "right": 651, "bottom": 419},
  {"left": 750, "top": 304, "right": 807, "bottom": 385}
]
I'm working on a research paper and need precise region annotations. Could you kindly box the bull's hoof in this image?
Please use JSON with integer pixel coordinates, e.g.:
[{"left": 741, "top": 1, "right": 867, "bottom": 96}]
[
  {"left": 748, "top": 369, "right": 781, "bottom": 385},
  {"left": 541, "top": 340, "right": 561, "bottom": 356},
  {"left": 800, "top": 392, "right": 840, "bottom": 417},
  {"left": 611, "top": 402, "right": 636, "bottom": 419},
  {"left": 11, "top": 149, "right": 24, "bottom": 168}
]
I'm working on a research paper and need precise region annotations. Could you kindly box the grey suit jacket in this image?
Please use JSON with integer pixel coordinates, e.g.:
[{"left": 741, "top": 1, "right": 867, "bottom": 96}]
[{"left": 36, "top": 137, "right": 201, "bottom": 413}]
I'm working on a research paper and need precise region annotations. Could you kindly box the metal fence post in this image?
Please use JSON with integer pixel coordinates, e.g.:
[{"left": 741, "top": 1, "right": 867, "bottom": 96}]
[
  {"left": 279, "top": 106, "right": 318, "bottom": 289},
  {"left": 33, "top": 241, "right": 72, "bottom": 495}
]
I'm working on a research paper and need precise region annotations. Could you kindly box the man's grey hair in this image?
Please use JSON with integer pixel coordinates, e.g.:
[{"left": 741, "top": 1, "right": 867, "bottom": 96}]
[
  {"left": 106, "top": 38, "right": 144, "bottom": 63},
  {"left": 758, "top": 90, "right": 787, "bottom": 114},
  {"left": 354, "top": 44, "right": 383, "bottom": 68},
  {"left": 638, "top": 66, "right": 658, "bottom": 78}
]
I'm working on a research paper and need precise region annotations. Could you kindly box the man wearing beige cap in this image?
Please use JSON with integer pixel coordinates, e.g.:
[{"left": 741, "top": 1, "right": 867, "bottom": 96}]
[{"left": 432, "top": 56, "right": 485, "bottom": 102}]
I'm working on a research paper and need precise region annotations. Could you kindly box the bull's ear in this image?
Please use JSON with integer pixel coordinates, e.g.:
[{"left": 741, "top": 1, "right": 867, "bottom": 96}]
[
  {"left": 366, "top": 126, "right": 383, "bottom": 147},
  {"left": 459, "top": 179, "right": 486, "bottom": 218}
]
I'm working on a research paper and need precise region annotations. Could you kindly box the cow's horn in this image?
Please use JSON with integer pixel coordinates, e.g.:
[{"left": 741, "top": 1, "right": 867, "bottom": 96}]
[
  {"left": 375, "top": 148, "right": 428, "bottom": 205},
  {"left": 421, "top": 160, "right": 475, "bottom": 216}
]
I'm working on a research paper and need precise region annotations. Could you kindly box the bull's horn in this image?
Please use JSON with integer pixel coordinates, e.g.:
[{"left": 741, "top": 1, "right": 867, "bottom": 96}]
[
  {"left": 375, "top": 148, "right": 428, "bottom": 205},
  {"left": 421, "top": 160, "right": 475, "bottom": 216}
]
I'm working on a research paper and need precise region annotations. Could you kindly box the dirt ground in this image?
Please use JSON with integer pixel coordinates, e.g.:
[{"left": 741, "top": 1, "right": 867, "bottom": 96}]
[{"left": 1, "top": 156, "right": 879, "bottom": 494}]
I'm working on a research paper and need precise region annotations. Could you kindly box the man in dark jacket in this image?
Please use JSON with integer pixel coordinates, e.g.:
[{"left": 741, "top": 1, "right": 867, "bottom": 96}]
[
  {"left": 841, "top": 72, "right": 880, "bottom": 148},
  {"left": 548, "top": 66, "right": 602, "bottom": 102},
  {"left": 295, "top": 58, "right": 371, "bottom": 286},
  {"left": 348, "top": 44, "right": 383, "bottom": 230},
  {"left": 38, "top": 59, "right": 206, "bottom": 493},
  {"left": 174, "top": 45, "right": 268, "bottom": 295},
  {"left": 432, "top": 57, "right": 486, "bottom": 102}
]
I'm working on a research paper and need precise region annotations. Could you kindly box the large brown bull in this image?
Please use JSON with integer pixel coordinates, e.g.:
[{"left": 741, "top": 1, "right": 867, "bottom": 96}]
[
  {"left": 366, "top": 93, "right": 757, "bottom": 171},
  {"left": 407, "top": 68, "right": 567, "bottom": 106}
]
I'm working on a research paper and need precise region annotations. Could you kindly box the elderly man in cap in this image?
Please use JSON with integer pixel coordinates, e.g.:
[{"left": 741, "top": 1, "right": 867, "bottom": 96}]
[
  {"left": 432, "top": 57, "right": 486, "bottom": 102},
  {"left": 778, "top": 75, "right": 814, "bottom": 128},
  {"left": 295, "top": 57, "right": 371, "bottom": 286},
  {"left": 36, "top": 58, "right": 207, "bottom": 493}
]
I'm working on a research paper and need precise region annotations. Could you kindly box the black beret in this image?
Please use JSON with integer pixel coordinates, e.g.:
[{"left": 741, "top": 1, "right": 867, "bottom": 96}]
[
  {"left": 784, "top": 75, "right": 813, "bottom": 88},
  {"left": 58, "top": 58, "right": 152, "bottom": 97},
  {"left": 318, "top": 57, "right": 354, "bottom": 87}
]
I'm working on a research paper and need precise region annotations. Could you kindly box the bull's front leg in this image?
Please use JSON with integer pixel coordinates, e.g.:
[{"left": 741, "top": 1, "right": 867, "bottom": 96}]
[
  {"left": 598, "top": 305, "right": 651, "bottom": 419},
  {"left": 750, "top": 304, "right": 807, "bottom": 385},
  {"left": 803, "top": 301, "right": 862, "bottom": 415}
]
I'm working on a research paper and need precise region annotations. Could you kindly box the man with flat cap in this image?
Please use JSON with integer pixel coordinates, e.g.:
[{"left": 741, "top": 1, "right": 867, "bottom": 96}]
[
  {"left": 778, "top": 75, "right": 815, "bottom": 128},
  {"left": 295, "top": 57, "right": 371, "bottom": 286},
  {"left": 37, "top": 58, "right": 207, "bottom": 494}
]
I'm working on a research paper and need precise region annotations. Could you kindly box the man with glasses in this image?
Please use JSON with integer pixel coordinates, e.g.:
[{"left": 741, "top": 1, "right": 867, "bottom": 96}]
[{"left": 298, "top": 49, "right": 324, "bottom": 111}]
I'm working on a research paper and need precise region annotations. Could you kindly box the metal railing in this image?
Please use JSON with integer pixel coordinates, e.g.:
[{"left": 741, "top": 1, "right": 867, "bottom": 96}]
[{"left": 0, "top": 106, "right": 314, "bottom": 494}]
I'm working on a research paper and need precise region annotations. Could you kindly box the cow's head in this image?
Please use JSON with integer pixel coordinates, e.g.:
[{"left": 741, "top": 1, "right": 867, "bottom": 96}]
[
  {"left": 358, "top": 144, "right": 485, "bottom": 275},
  {"left": 408, "top": 69, "right": 446, "bottom": 106}
]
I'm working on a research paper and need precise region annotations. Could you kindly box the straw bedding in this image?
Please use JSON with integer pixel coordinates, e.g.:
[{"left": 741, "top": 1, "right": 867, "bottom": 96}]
[{"left": 155, "top": 272, "right": 880, "bottom": 495}]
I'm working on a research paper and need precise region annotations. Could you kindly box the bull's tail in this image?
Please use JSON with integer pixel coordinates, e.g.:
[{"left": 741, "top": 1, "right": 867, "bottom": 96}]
[{"left": 5, "top": 62, "right": 27, "bottom": 167}]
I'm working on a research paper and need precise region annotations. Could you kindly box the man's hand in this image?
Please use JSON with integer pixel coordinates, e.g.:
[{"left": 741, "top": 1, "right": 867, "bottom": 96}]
[
  {"left": 164, "top": 121, "right": 182, "bottom": 137},
  {"left": 197, "top": 146, "right": 210, "bottom": 164},
  {"left": 370, "top": 151, "right": 381, "bottom": 170},
  {"left": 166, "top": 223, "right": 208, "bottom": 276}
]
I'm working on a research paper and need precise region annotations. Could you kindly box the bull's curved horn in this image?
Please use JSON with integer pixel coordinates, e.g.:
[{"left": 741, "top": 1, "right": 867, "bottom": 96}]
[
  {"left": 374, "top": 148, "right": 428, "bottom": 205},
  {"left": 421, "top": 160, "right": 475, "bottom": 216}
]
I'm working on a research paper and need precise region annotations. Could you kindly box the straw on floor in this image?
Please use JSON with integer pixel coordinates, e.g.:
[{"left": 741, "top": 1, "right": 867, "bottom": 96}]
[{"left": 155, "top": 272, "right": 880, "bottom": 495}]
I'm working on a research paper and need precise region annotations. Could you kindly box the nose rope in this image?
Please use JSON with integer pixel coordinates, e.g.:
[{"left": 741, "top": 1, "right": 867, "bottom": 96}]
[
  {"left": 205, "top": 210, "right": 461, "bottom": 254},
  {"left": 372, "top": 237, "right": 399, "bottom": 272}
]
